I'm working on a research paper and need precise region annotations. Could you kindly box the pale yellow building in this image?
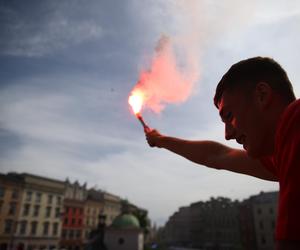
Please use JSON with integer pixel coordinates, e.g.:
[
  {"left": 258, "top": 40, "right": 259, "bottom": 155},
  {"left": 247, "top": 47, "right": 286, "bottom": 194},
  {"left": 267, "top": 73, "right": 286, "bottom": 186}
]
[
  {"left": 83, "top": 190, "right": 104, "bottom": 241},
  {"left": 101, "top": 192, "right": 121, "bottom": 226},
  {"left": 0, "top": 174, "right": 23, "bottom": 250},
  {"left": 83, "top": 189, "right": 121, "bottom": 228},
  {"left": 11, "top": 173, "right": 65, "bottom": 250}
]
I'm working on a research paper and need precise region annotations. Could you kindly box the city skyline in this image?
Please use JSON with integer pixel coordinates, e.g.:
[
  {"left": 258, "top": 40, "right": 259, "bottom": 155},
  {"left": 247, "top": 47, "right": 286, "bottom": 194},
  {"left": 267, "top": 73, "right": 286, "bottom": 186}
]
[{"left": 1, "top": 1, "right": 300, "bottom": 226}]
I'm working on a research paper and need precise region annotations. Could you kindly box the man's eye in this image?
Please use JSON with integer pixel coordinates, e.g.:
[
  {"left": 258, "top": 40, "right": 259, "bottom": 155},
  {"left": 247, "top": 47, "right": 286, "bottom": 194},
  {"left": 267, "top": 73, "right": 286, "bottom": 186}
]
[{"left": 225, "top": 112, "right": 233, "bottom": 121}]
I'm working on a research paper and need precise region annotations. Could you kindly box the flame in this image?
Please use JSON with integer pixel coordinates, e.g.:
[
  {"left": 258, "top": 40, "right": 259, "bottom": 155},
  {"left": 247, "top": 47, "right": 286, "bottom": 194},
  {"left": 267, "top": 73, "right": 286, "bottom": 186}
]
[{"left": 128, "top": 90, "right": 144, "bottom": 115}]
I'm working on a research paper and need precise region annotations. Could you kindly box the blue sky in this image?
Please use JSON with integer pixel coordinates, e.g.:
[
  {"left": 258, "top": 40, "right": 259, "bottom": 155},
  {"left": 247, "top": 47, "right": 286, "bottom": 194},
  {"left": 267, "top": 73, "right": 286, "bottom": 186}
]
[{"left": 1, "top": 0, "right": 300, "bottom": 226}]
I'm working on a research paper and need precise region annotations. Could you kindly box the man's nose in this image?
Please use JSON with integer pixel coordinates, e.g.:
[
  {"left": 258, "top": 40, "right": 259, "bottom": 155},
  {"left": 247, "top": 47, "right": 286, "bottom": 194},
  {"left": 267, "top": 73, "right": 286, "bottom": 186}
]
[{"left": 225, "top": 123, "right": 235, "bottom": 140}]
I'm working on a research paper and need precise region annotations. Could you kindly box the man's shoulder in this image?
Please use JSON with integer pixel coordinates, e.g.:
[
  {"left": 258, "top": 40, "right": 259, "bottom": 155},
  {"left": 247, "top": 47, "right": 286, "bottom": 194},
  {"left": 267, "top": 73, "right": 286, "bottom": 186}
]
[
  {"left": 275, "top": 99, "right": 300, "bottom": 160},
  {"left": 286, "top": 99, "right": 300, "bottom": 112},
  {"left": 278, "top": 99, "right": 300, "bottom": 134}
]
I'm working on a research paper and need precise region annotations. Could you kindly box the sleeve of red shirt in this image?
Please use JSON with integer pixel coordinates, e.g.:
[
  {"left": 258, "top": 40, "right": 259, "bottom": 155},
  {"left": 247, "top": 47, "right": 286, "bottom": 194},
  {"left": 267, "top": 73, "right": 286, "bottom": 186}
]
[{"left": 275, "top": 99, "right": 300, "bottom": 240}]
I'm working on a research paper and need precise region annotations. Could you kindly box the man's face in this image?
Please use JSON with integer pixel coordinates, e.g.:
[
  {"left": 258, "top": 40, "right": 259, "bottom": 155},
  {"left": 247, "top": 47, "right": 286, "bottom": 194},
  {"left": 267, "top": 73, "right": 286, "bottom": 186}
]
[{"left": 217, "top": 89, "right": 267, "bottom": 158}]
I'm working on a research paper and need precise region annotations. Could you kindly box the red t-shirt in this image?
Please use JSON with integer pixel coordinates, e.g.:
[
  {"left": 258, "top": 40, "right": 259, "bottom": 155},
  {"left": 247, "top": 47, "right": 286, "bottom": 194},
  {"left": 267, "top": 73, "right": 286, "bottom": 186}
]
[{"left": 261, "top": 99, "right": 300, "bottom": 240}]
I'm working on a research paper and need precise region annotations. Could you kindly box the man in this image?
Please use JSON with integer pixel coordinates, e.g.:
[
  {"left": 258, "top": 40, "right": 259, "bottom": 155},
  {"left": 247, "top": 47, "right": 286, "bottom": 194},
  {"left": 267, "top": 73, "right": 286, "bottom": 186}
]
[{"left": 145, "top": 57, "right": 300, "bottom": 249}]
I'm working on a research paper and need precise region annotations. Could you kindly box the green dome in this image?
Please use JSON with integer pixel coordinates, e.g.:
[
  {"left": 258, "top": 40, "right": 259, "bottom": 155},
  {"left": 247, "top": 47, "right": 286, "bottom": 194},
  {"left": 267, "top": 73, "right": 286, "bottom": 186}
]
[{"left": 112, "top": 214, "right": 140, "bottom": 229}]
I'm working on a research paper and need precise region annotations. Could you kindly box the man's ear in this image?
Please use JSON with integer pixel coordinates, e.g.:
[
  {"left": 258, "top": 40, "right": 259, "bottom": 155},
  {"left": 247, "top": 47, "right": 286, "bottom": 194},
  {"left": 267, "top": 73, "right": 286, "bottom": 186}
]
[{"left": 254, "top": 82, "right": 272, "bottom": 109}]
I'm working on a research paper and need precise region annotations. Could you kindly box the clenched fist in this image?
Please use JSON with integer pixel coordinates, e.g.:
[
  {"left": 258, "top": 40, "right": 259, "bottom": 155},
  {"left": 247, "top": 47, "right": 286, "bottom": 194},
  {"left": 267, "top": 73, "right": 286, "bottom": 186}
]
[{"left": 145, "top": 129, "right": 163, "bottom": 147}]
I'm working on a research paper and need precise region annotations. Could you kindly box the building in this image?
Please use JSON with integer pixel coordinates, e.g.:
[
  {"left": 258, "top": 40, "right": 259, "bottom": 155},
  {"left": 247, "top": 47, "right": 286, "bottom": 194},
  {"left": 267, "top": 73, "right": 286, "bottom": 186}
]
[
  {"left": 60, "top": 180, "right": 87, "bottom": 250},
  {"left": 6, "top": 173, "right": 65, "bottom": 250},
  {"left": 0, "top": 172, "right": 147, "bottom": 250},
  {"left": 105, "top": 213, "right": 144, "bottom": 250},
  {"left": 164, "top": 206, "right": 190, "bottom": 247},
  {"left": 83, "top": 189, "right": 104, "bottom": 241},
  {"left": 163, "top": 197, "right": 242, "bottom": 249},
  {"left": 121, "top": 200, "right": 150, "bottom": 240},
  {"left": 239, "top": 198, "right": 257, "bottom": 250},
  {"left": 190, "top": 197, "right": 242, "bottom": 250},
  {"left": 189, "top": 201, "right": 205, "bottom": 247},
  {"left": 83, "top": 189, "right": 121, "bottom": 235},
  {"left": 239, "top": 191, "right": 278, "bottom": 250},
  {"left": 101, "top": 192, "right": 121, "bottom": 226},
  {"left": 14, "top": 173, "right": 65, "bottom": 250},
  {"left": 0, "top": 174, "right": 23, "bottom": 250},
  {"left": 160, "top": 192, "right": 278, "bottom": 250},
  {"left": 249, "top": 191, "right": 278, "bottom": 250}
]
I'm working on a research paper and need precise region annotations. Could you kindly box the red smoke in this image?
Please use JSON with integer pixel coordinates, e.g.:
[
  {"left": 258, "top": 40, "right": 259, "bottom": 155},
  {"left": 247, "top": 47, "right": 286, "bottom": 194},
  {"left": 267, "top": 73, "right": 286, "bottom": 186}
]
[{"left": 130, "top": 35, "right": 198, "bottom": 114}]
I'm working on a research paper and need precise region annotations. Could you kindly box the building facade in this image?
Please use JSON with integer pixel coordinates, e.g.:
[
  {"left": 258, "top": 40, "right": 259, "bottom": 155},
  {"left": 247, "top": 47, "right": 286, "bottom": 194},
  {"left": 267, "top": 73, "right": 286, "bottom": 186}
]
[
  {"left": 164, "top": 206, "right": 190, "bottom": 247},
  {"left": 5, "top": 173, "right": 65, "bottom": 250},
  {"left": 101, "top": 192, "right": 121, "bottom": 226},
  {"left": 252, "top": 192, "right": 278, "bottom": 250},
  {"left": 15, "top": 174, "right": 65, "bottom": 250},
  {"left": 0, "top": 172, "right": 144, "bottom": 250},
  {"left": 0, "top": 174, "right": 23, "bottom": 250},
  {"left": 163, "top": 197, "right": 242, "bottom": 249},
  {"left": 83, "top": 189, "right": 104, "bottom": 242},
  {"left": 160, "top": 192, "right": 278, "bottom": 250},
  {"left": 60, "top": 180, "right": 87, "bottom": 250}
]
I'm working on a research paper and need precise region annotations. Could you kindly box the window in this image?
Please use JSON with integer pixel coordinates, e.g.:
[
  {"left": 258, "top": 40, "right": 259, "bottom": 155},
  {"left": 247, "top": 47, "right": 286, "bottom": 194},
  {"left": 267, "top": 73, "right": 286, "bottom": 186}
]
[
  {"left": 33, "top": 205, "right": 40, "bottom": 217},
  {"left": 23, "top": 204, "right": 30, "bottom": 216},
  {"left": 62, "top": 229, "right": 67, "bottom": 239},
  {"left": 8, "top": 202, "right": 16, "bottom": 215},
  {"left": 72, "top": 218, "right": 76, "bottom": 225},
  {"left": 64, "top": 207, "right": 69, "bottom": 215},
  {"left": 56, "top": 196, "right": 61, "bottom": 205},
  {"left": 261, "top": 235, "right": 266, "bottom": 245},
  {"left": 35, "top": 193, "right": 42, "bottom": 203},
  {"left": 11, "top": 189, "right": 19, "bottom": 199},
  {"left": 26, "top": 191, "right": 32, "bottom": 202},
  {"left": 20, "top": 221, "right": 27, "bottom": 235},
  {"left": 47, "top": 195, "right": 53, "bottom": 205},
  {"left": 271, "top": 220, "right": 276, "bottom": 229},
  {"left": 31, "top": 221, "right": 37, "bottom": 235},
  {"left": 46, "top": 206, "right": 51, "bottom": 218},
  {"left": 4, "top": 220, "right": 13, "bottom": 234},
  {"left": 55, "top": 207, "right": 61, "bottom": 218},
  {"left": 69, "top": 230, "right": 74, "bottom": 239},
  {"left": 0, "top": 186, "right": 5, "bottom": 198},
  {"left": 259, "top": 221, "right": 264, "bottom": 230},
  {"left": 257, "top": 208, "right": 262, "bottom": 215},
  {"left": 52, "top": 223, "right": 59, "bottom": 236},
  {"left": 118, "top": 238, "right": 125, "bottom": 245},
  {"left": 43, "top": 222, "right": 49, "bottom": 236},
  {"left": 64, "top": 218, "right": 68, "bottom": 225},
  {"left": 269, "top": 207, "right": 274, "bottom": 214},
  {"left": 76, "top": 230, "right": 81, "bottom": 239}
]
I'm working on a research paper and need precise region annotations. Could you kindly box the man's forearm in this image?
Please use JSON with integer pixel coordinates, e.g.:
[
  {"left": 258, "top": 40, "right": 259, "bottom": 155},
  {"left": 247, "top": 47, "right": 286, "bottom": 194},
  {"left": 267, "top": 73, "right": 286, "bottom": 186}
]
[
  {"left": 154, "top": 135, "right": 278, "bottom": 181},
  {"left": 156, "top": 136, "right": 229, "bottom": 168}
]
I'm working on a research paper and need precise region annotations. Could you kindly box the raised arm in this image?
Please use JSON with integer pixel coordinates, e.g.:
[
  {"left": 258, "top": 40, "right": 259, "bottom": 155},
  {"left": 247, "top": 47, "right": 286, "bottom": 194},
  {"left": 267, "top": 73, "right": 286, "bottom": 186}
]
[{"left": 145, "top": 129, "right": 278, "bottom": 182}]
